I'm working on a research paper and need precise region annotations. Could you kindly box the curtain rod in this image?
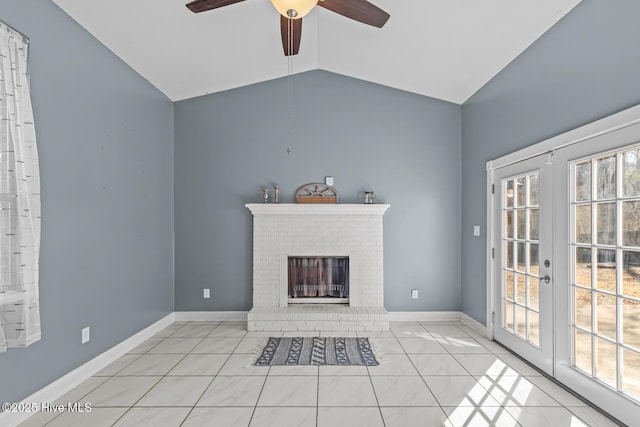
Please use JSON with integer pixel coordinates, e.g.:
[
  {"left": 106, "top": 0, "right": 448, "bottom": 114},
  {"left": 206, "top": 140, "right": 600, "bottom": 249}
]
[{"left": 0, "top": 19, "right": 30, "bottom": 44}]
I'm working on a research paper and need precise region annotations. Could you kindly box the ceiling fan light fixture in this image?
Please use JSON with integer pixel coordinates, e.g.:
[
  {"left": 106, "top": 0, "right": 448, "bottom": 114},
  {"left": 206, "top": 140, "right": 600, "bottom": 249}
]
[{"left": 270, "top": 0, "right": 317, "bottom": 19}]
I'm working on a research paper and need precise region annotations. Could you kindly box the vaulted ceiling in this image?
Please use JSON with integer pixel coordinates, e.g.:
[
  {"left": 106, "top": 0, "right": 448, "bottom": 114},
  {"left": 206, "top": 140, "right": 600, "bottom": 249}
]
[{"left": 52, "top": 0, "right": 581, "bottom": 104}]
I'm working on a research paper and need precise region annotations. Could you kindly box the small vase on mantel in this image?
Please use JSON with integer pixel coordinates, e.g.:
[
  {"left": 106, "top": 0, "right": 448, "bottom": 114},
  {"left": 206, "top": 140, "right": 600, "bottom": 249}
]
[{"left": 364, "top": 191, "right": 375, "bottom": 204}]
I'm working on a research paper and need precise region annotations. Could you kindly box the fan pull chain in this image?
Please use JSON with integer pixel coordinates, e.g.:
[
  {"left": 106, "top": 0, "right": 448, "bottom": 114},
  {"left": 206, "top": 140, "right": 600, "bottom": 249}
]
[{"left": 287, "top": 18, "right": 294, "bottom": 155}]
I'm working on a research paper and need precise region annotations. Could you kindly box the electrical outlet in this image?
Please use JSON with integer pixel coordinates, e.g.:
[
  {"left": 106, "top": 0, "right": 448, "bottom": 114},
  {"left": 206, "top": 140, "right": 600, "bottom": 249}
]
[
  {"left": 81, "top": 327, "right": 90, "bottom": 344},
  {"left": 325, "top": 176, "right": 334, "bottom": 186},
  {"left": 203, "top": 288, "right": 210, "bottom": 299},
  {"left": 473, "top": 225, "right": 481, "bottom": 236},
  {"left": 411, "top": 289, "right": 419, "bottom": 299}
]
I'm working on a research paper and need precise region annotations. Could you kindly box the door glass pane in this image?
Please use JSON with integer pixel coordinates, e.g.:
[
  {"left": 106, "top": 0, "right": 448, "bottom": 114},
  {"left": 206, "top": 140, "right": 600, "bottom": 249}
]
[
  {"left": 506, "top": 241, "right": 514, "bottom": 269},
  {"left": 528, "top": 310, "right": 540, "bottom": 346},
  {"left": 504, "top": 271, "right": 514, "bottom": 301},
  {"left": 575, "top": 205, "right": 591, "bottom": 244},
  {"left": 504, "top": 301, "right": 514, "bottom": 331},
  {"left": 575, "top": 288, "right": 592, "bottom": 331},
  {"left": 596, "top": 249, "right": 616, "bottom": 293},
  {"left": 529, "top": 280, "right": 540, "bottom": 311},
  {"left": 575, "top": 330, "right": 592, "bottom": 375},
  {"left": 623, "top": 201, "right": 640, "bottom": 247},
  {"left": 622, "top": 349, "right": 640, "bottom": 399},
  {"left": 529, "top": 173, "right": 539, "bottom": 206},
  {"left": 529, "top": 243, "right": 539, "bottom": 276},
  {"left": 530, "top": 209, "right": 539, "bottom": 240},
  {"left": 505, "top": 210, "right": 513, "bottom": 239},
  {"left": 516, "top": 242, "right": 525, "bottom": 272},
  {"left": 623, "top": 149, "right": 640, "bottom": 197},
  {"left": 506, "top": 180, "right": 514, "bottom": 208},
  {"left": 575, "top": 247, "right": 592, "bottom": 288},
  {"left": 596, "top": 338, "right": 617, "bottom": 387},
  {"left": 597, "top": 203, "right": 616, "bottom": 245},
  {"left": 515, "top": 273, "right": 526, "bottom": 305},
  {"left": 575, "top": 161, "right": 592, "bottom": 202},
  {"left": 623, "top": 300, "right": 640, "bottom": 349},
  {"left": 623, "top": 251, "right": 640, "bottom": 299},
  {"left": 516, "top": 305, "right": 526, "bottom": 338},
  {"left": 597, "top": 156, "right": 616, "bottom": 200},
  {"left": 596, "top": 292, "right": 616, "bottom": 340},
  {"left": 517, "top": 210, "right": 526, "bottom": 239},
  {"left": 516, "top": 177, "right": 526, "bottom": 207}
]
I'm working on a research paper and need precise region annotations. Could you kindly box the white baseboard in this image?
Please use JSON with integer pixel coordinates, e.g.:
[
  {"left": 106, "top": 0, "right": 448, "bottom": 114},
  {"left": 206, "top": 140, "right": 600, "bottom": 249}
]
[
  {"left": 460, "top": 312, "right": 489, "bottom": 338},
  {"left": 388, "top": 311, "right": 461, "bottom": 322},
  {"left": 0, "top": 313, "right": 175, "bottom": 427},
  {"left": 174, "top": 311, "right": 248, "bottom": 321}
]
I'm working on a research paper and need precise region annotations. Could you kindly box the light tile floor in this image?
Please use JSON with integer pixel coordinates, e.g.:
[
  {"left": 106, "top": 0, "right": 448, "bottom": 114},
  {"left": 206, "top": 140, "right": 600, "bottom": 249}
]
[{"left": 18, "top": 321, "right": 623, "bottom": 426}]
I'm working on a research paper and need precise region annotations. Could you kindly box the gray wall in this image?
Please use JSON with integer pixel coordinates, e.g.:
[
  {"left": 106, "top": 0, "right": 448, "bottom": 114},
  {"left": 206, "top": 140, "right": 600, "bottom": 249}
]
[
  {"left": 461, "top": 0, "right": 640, "bottom": 324},
  {"left": 175, "top": 70, "right": 461, "bottom": 312},
  {"left": 0, "top": 0, "right": 174, "bottom": 403}
]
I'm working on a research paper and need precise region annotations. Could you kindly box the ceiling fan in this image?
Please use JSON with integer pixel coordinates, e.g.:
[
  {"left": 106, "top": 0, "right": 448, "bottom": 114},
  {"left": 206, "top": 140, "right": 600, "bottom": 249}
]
[{"left": 186, "top": 0, "right": 390, "bottom": 56}]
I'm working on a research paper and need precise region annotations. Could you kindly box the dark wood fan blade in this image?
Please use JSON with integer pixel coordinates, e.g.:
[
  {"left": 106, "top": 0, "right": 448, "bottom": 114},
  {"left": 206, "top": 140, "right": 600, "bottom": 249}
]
[
  {"left": 186, "top": 0, "right": 246, "bottom": 13},
  {"left": 317, "top": 0, "right": 389, "bottom": 28},
  {"left": 280, "top": 16, "right": 302, "bottom": 56}
]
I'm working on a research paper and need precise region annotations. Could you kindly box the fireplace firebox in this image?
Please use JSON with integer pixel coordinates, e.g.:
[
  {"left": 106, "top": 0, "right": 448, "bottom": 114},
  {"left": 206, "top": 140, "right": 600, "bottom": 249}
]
[{"left": 288, "top": 256, "right": 349, "bottom": 303}]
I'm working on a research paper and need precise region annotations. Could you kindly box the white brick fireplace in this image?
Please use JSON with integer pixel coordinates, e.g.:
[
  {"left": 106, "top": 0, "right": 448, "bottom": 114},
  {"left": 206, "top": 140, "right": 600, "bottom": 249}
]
[{"left": 245, "top": 203, "right": 390, "bottom": 331}]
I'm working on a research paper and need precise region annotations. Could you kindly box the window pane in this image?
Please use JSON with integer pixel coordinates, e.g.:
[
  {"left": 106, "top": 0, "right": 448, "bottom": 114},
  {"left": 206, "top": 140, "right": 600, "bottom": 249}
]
[
  {"left": 575, "top": 288, "right": 592, "bottom": 331},
  {"left": 622, "top": 349, "right": 640, "bottom": 399},
  {"left": 575, "top": 205, "right": 591, "bottom": 244},
  {"left": 575, "top": 329, "right": 592, "bottom": 375},
  {"left": 595, "top": 337, "right": 617, "bottom": 388},
  {"left": 623, "top": 251, "right": 640, "bottom": 299},
  {"left": 528, "top": 310, "right": 539, "bottom": 346},
  {"left": 597, "top": 156, "right": 616, "bottom": 200},
  {"left": 530, "top": 209, "right": 539, "bottom": 241},
  {"left": 596, "top": 292, "right": 617, "bottom": 341},
  {"left": 506, "top": 180, "right": 514, "bottom": 208},
  {"left": 516, "top": 177, "right": 526, "bottom": 207},
  {"left": 596, "top": 249, "right": 616, "bottom": 293},
  {"left": 505, "top": 210, "right": 513, "bottom": 239},
  {"left": 597, "top": 203, "right": 616, "bottom": 245},
  {"left": 623, "top": 201, "right": 640, "bottom": 247},
  {"left": 575, "top": 161, "right": 592, "bottom": 202},
  {"left": 623, "top": 300, "right": 640, "bottom": 350},
  {"left": 623, "top": 149, "right": 640, "bottom": 197},
  {"left": 504, "top": 271, "right": 514, "bottom": 301},
  {"left": 529, "top": 173, "right": 539, "bottom": 206},
  {"left": 575, "top": 247, "right": 592, "bottom": 288},
  {"left": 529, "top": 243, "right": 539, "bottom": 277}
]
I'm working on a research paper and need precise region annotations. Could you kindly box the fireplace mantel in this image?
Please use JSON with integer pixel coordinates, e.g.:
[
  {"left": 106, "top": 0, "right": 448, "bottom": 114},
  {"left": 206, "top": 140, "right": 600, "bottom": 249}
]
[
  {"left": 246, "top": 202, "right": 390, "bottom": 331},
  {"left": 245, "top": 203, "right": 390, "bottom": 215}
]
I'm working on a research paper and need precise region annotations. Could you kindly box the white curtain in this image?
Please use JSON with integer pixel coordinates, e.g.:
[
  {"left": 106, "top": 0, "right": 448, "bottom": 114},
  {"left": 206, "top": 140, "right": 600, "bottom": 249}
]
[{"left": 0, "top": 22, "right": 41, "bottom": 353}]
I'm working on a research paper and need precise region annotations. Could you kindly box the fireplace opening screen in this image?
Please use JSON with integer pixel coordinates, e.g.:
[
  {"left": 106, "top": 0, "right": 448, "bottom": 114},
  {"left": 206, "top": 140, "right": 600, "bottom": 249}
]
[{"left": 288, "top": 256, "right": 349, "bottom": 303}]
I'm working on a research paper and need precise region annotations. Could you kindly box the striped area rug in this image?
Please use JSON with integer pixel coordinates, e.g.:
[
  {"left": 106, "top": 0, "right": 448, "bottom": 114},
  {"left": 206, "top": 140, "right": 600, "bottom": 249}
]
[{"left": 254, "top": 337, "right": 380, "bottom": 366}]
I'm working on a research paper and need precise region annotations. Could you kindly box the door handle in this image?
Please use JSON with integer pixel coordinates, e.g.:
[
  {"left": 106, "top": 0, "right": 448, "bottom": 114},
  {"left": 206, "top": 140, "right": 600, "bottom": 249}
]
[{"left": 540, "top": 275, "right": 551, "bottom": 284}]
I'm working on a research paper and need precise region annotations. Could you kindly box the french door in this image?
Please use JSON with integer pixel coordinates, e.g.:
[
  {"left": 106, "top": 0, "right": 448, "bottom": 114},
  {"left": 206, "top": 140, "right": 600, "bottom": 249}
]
[
  {"left": 492, "top": 154, "right": 554, "bottom": 375},
  {"left": 489, "top": 118, "right": 640, "bottom": 426},
  {"left": 553, "top": 123, "right": 640, "bottom": 424}
]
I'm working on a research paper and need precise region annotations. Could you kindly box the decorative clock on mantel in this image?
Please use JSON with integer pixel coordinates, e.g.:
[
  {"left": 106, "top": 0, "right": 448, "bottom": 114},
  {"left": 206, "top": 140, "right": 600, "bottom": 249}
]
[{"left": 295, "top": 183, "right": 339, "bottom": 204}]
